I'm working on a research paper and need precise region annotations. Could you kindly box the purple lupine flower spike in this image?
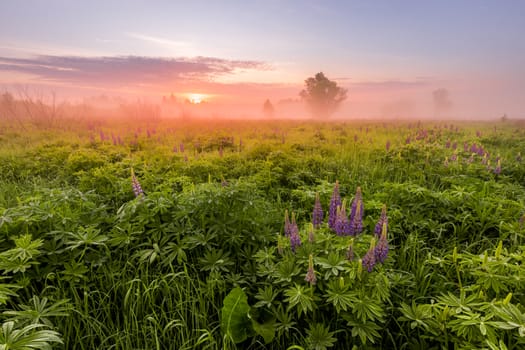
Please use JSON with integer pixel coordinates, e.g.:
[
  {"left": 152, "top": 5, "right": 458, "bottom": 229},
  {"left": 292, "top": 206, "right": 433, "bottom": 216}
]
[
  {"left": 349, "top": 187, "right": 364, "bottom": 236},
  {"left": 334, "top": 202, "right": 350, "bottom": 236},
  {"left": 374, "top": 222, "right": 389, "bottom": 264},
  {"left": 312, "top": 192, "right": 324, "bottom": 228},
  {"left": 289, "top": 212, "right": 301, "bottom": 252},
  {"left": 374, "top": 204, "right": 388, "bottom": 238},
  {"left": 494, "top": 159, "right": 501, "bottom": 175},
  {"left": 328, "top": 181, "right": 341, "bottom": 230},
  {"left": 362, "top": 237, "right": 377, "bottom": 273},
  {"left": 346, "top": 239, "right": 354, "bottom": 261},
  {"left": 131, "top": 169, "right": 144, "bottom": 197},
  {"left": 305, "top": 254, "right": 317, "bottom": 285}
]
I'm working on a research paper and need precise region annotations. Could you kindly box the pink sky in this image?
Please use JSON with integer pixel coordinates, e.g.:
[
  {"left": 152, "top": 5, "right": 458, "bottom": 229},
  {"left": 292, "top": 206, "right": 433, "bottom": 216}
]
[{"left": 1, "top": 1, "right": 524, "bottom": 119}]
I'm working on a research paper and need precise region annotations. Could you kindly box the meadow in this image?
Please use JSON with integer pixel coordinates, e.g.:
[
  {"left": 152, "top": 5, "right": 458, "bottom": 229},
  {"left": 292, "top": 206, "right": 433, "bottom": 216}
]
[{"left": 0, "top": 115, "right": 524, "bottom": 349}]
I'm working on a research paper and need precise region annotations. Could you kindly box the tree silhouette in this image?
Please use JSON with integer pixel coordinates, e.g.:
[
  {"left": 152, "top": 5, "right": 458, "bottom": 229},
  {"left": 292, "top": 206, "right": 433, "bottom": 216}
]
[
  {"left": 300, "top": 72, "right": 347, "bottom": 118},
  {"left": 262, "top": 99, "right": 275, "bottom": 118}
]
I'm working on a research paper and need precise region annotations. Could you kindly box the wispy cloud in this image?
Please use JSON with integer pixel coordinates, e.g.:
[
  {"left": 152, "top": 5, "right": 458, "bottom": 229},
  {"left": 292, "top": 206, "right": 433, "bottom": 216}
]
[
  {"left": 126, "top": 33, "right": 191, "bottom": 49},
  {"left": 0, "top": 55, "right": 269, "bottom": 88}
]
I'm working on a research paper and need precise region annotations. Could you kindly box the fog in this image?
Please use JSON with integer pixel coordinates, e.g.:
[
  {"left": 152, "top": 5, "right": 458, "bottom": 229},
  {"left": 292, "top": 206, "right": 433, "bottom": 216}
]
[{"left": 1, "top": 78, "right": 523, "bottom": 123}]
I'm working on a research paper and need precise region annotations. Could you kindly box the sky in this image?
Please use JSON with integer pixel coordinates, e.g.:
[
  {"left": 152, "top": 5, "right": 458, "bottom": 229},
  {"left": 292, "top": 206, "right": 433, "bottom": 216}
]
[{"left": 1, "top": 0, "right": 524, "bottom": 119}]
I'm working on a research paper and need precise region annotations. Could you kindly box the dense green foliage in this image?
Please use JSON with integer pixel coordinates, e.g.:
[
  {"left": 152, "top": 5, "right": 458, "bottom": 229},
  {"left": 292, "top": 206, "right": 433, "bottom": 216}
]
[{"left": 0, "top": 118, "right": 524, "bottom": 349}]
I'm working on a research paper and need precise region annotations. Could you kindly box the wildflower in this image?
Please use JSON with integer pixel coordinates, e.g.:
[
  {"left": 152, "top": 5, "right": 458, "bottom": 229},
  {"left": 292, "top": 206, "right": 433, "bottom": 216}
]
[
  {"left": 328, "top": 181, "right": 342, "bottom": 230},
  {"left": 494, "top": 159, "right": 501, "bottom": 175},
  {"left": 334, "top": 204, "right": 350, "bottom": 236},
  {"left": 385, "top": 140, "right": 391, "bottom": 152},
  {"left": 444, "top": 157, "right": 449, "bottom": 167},
  {"left": 312, "top": 192, "right": 324, "bottom": 228},
  {"left": 362, "top": 237, "right": 377, "bottom": 273},
  {"left": 445, "top": 139, "right": 451, "bottom": 148},
  {"left": 290, "top": 228, "right": 301, "bottom": 253},
  {"left": 477, "top": 145, "right": 485, "bottom": 157},
  {"left": 374, "top": 223, "right": 389, "bottom": 264},
  {"left": 349, "top": 187, "right": 364, "bottom": 236},
  {"left": 179, "top": 143, "right": 185, "bottom": 152},
  {"left": 346, "top": 239, "right": 354, "bottom": 261},
  {"left": 131, "top": 169, "right": 144, "bottom": 197},
  {"left": 305, "top": 254, "right": 317, "bottom": 285},
  {"left": 450, "top": 153, "right": 457, "bottom": 162},
  {"left": 289, "top": 212, "right": 301, "bottom": 252},
  {"left": 452, "top": 142, "right": 457, "bottom": 150},
  {"left": 374, "top": 205, "right": 388, "bottom": 238},
  {"left": 516, "top": 152, "right": 522, "bottom": 162}
]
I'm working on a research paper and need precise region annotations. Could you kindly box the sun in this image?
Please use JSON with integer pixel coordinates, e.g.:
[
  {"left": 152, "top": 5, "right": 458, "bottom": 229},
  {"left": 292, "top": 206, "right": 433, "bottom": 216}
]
[{"left": 188, "top": 93, "right": 206, "bottom": 104}]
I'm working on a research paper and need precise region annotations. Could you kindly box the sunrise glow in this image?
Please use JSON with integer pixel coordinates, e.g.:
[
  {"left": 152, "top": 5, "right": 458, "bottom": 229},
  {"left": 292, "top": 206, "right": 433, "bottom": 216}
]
[{"left": 188, "top": 93, "right": 206, "bottom": 104}]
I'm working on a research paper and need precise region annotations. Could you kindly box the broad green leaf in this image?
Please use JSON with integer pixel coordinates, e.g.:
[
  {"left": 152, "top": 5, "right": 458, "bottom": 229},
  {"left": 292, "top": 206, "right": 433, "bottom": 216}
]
[{"left": 221, "top": 287, "right": 252, "bottom": 344}]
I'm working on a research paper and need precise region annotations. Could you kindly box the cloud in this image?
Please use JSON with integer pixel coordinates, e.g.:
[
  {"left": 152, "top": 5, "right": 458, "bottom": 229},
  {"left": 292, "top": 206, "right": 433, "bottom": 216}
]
[
  {"left": 0, "top": 55, "right": 269, "bottom": 88},
  {"left": 126, "top": 33, "right": 190, "bottom": 49}
]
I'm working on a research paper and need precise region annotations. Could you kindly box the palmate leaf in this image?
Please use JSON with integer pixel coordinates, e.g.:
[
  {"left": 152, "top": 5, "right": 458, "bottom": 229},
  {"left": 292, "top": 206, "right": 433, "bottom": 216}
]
[
  {"left": 346, "top": 317, "right": 382, "bottom": 345},
  {"left": 316, "top": 252, "right": 347, "bottom": 280},
  {"left": 306, "top": 323, "right": 337, "bottom": 350},
  {"left": 4, "top": 296, "right": 70, "bottom": 327},
  {"left": 284, "top": 284, "right": 316, "bottom": 316},
  {"left": 490, "top": 303, "right": 525, "bottom": 336},
  {"left": 0, "top": 321, "right": 62, "bottom": 350},
  {"left": 324, "top": 279, "right": 353, "bottom": 313},
  {"left": 0, "top": 282, "right": 20, "bottom": 305},
  {"left": 398, "top": 301, "right": 434, "bottom": 331},
  {"left": 221, "top": 287, "right": 252, "bottom": 344}
]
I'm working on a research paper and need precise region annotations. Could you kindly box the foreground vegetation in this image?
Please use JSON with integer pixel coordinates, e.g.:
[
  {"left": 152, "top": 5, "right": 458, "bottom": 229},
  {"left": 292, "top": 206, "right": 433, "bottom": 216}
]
[{"left": 0, "top": 116, "right": 524, "bottom": 349}]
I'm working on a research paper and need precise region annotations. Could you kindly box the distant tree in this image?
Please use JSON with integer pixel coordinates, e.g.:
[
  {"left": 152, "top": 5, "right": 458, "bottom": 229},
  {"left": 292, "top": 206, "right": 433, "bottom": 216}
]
[
  {"left": 300, "top": 72, "right": 347, "bottom": 118},
  {"left": 432, "top": 88, "right": 452, "bottom": 117},
  {"left": 262, "top": 99, "right": 275, "bottom": 118}
]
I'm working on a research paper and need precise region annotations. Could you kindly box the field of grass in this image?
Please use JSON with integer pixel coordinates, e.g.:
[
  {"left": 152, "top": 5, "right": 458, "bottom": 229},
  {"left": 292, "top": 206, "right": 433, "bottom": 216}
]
[{"left": 0, "top": 117, "right": 524, "bottom": 349}]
